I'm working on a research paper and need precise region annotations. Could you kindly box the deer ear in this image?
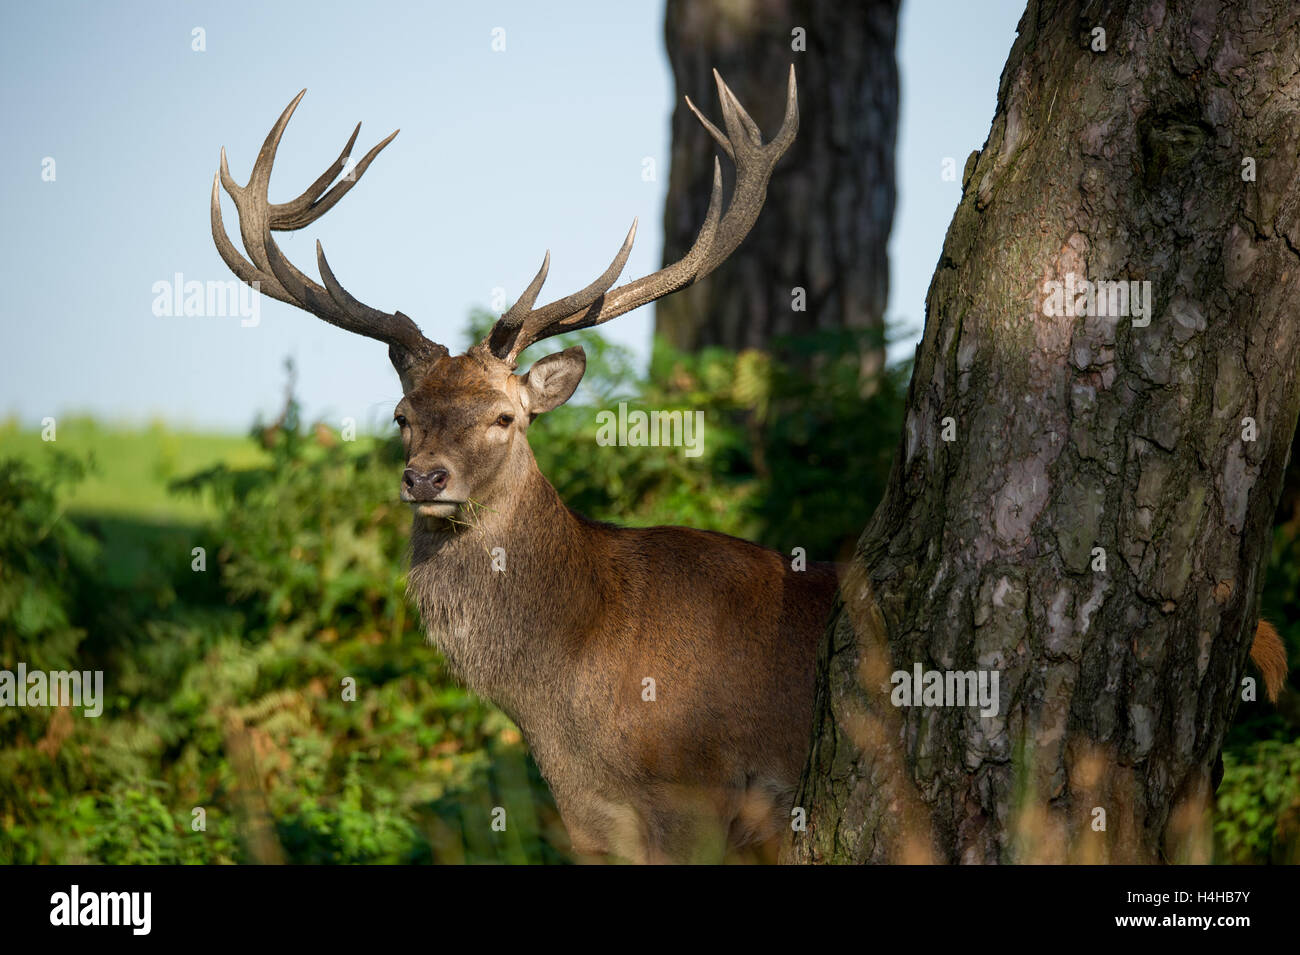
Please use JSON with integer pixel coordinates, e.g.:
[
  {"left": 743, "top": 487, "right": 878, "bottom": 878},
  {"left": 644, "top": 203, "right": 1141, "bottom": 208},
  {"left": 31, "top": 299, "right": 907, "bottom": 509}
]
[{"left": 522, "top": 346, "right": 586, "bottom": 414}]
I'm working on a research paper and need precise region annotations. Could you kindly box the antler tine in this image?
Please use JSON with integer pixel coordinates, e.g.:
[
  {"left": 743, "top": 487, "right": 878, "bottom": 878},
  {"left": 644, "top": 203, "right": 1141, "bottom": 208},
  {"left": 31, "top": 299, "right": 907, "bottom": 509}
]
[
  {"left": 684, "top": 92, "right": 734, "bottom": 162},
  {"left": 480, "top": 66, "right": 798, "bottom": 364},
  {"left": 273, "top": 126, "right": 400, "bottom": 231},
  {"left": 316, "top": 241, "right": 421, "bottom": 344},
  {"left": 211, "top": 91, "right": 444, "bottom": 366},
  {"left": 527, "top": 220, "right": 638, "bottom": 324},
  {"left": 497, "top": 251, "right": 553, "bottom": 332},
  {"left": 488, "top": 221, "right": 638, "bottom": 361},
  {"left": 697, "top": 64, "right": 798, "bottom": 277},
  {"left": 711, "top": 68, "right": 762, "bottom": 148},
  {"left": 271, "top": 120, "right": 361, "bottom": 228},
  {"left": 211, "top": 168, "right": 299, "bottom": 310}
]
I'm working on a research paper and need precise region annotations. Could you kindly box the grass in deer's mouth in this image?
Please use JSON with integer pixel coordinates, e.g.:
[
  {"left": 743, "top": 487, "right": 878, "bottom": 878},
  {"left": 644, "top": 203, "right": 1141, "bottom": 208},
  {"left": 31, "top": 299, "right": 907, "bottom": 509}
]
[
  {"left": 412, "top": 501, "right": 462, "bottom": 518},
  {"left": 439, "top": 499, "right": 499, "bottom": 559}
]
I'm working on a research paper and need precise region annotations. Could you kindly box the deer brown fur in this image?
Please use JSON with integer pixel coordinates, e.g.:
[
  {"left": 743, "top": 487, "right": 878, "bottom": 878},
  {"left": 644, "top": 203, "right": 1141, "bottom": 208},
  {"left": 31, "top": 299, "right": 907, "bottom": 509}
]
[
  {"left": 211, "top": 70, "right": 844, "bottom": 861},
  {"left": 391, "top": 345, "right": 838, "bottom": 860},
  {"left": 400, "top": 374, "right": 831, "bottom": 859}
]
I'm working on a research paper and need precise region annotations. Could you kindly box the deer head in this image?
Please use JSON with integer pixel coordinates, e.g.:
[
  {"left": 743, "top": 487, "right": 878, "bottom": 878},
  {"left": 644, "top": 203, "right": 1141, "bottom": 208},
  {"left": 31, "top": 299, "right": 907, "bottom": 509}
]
[{"left": 211, "top": 69, "right": 798, "bottom": 519}]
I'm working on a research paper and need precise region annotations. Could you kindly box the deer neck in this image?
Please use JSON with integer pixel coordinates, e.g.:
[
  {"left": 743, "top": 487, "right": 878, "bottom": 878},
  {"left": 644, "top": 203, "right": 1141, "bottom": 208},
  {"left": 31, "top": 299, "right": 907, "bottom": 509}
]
[{"left": 406, "top": 454, "right": 594, "bottom": 714}]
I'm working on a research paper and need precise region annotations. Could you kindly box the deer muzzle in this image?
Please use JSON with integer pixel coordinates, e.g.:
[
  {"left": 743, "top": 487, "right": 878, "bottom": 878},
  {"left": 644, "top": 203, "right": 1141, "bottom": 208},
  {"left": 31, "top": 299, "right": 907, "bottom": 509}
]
[{"left": 401, "top": 467, "right": 450, "bottom": 503}]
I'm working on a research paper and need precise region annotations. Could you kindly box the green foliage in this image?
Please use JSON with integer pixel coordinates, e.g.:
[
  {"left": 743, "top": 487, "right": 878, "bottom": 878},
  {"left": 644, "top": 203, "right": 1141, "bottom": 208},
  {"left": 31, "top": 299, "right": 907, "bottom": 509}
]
[
  {"left": 0, "top": 420, "right": 561, "bottom": 863},
  {"left": 172, "top": 422, "right": 410, "bottom": 634},
  {"left": 87, "top": 786, "right": 241, "bottom": 865},
  {"left": 1214, "top": 737, "right": 1300, "bottom": 864},
  {"left": 524, "top": 319, "right": 908, "bottom": 557},
  {"left": 0, "top": 453, "right": 99, "bottom": 676}
]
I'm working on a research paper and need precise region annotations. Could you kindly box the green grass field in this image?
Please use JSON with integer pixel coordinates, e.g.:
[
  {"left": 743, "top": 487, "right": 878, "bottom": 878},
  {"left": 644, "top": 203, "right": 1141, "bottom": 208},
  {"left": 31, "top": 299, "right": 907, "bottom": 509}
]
[{"left": 0, "top": 416, "right": 269, "bottom": 522}]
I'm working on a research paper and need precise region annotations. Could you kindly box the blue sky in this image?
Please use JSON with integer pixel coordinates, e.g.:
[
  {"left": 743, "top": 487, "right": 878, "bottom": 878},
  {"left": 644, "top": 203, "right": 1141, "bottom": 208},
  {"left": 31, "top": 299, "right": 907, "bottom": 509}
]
[{"left": 0, "top": 0, "right": 1024, "bottom": 433}]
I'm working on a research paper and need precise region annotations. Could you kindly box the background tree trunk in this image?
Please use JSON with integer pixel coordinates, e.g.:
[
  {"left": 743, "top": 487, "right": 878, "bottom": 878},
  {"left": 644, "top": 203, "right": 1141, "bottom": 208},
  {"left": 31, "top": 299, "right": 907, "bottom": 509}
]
[
  {"left": 787, "top": 0, "right": 1300, "bottom": 864},
  {"left": 658, "top": 0, "right": 900, "bottom": 375}
]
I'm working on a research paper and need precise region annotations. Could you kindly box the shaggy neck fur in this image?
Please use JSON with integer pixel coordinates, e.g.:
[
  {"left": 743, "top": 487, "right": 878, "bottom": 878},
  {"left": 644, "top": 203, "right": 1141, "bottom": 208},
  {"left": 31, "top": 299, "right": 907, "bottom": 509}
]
[{"left": 406, "top": 450, "right": 602, "bottom": 724}]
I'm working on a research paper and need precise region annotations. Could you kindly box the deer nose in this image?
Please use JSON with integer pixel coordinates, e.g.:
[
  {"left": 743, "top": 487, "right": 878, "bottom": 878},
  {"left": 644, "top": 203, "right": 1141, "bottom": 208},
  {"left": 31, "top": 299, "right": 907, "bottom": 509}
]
[{"left": 402, "top": 467, "right": 450, "bottom": 500}]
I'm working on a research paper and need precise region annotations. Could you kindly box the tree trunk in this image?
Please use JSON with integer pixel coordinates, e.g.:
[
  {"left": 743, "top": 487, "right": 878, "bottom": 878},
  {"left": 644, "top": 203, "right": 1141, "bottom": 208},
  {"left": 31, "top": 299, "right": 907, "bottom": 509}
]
[
  {"left": 787, "top": 0, "right": 1300, "bottom": 864},
  {"left": 658, "top": 0, "right": 899, "bottom": 374}
]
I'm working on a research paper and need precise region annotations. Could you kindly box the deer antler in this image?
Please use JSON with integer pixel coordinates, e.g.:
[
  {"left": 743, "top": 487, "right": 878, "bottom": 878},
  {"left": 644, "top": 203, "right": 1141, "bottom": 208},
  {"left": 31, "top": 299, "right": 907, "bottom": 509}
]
[
  {"left": 211, "top": 90, "right": 447, "bottom": 385},
  {"left": 481, "top": 65, "right": 799, "bottom": 365}
]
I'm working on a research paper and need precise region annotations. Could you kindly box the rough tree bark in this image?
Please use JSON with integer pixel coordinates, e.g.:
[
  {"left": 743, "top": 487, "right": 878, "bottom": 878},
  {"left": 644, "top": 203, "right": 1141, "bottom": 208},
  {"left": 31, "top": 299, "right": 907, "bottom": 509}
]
[
  {"left": 658, "top": 0, "right": 899, "bottom": 373},
  {"left": 787, "top": 0, "right": 1300, "bottom": 864}
]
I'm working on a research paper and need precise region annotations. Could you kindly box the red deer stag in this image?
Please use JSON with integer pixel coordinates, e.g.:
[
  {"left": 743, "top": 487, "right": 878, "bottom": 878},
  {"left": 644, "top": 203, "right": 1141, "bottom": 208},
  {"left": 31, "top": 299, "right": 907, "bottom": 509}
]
[
  {"left": 210, "top": 69, "right": 1288, "bottom": 862},
  {"left": 211, "top": 68, "right": 839, "bottom": 862}
]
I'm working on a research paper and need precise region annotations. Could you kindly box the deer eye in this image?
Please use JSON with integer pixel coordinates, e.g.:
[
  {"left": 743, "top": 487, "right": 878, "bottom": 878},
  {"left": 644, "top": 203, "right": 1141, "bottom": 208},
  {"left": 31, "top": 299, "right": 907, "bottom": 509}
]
[
  {"left": 394, "top": 414, "right": 408, "bottom": 428},
  {"left": 495, "top": 413, "right": 515, "bottom": 428}
]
